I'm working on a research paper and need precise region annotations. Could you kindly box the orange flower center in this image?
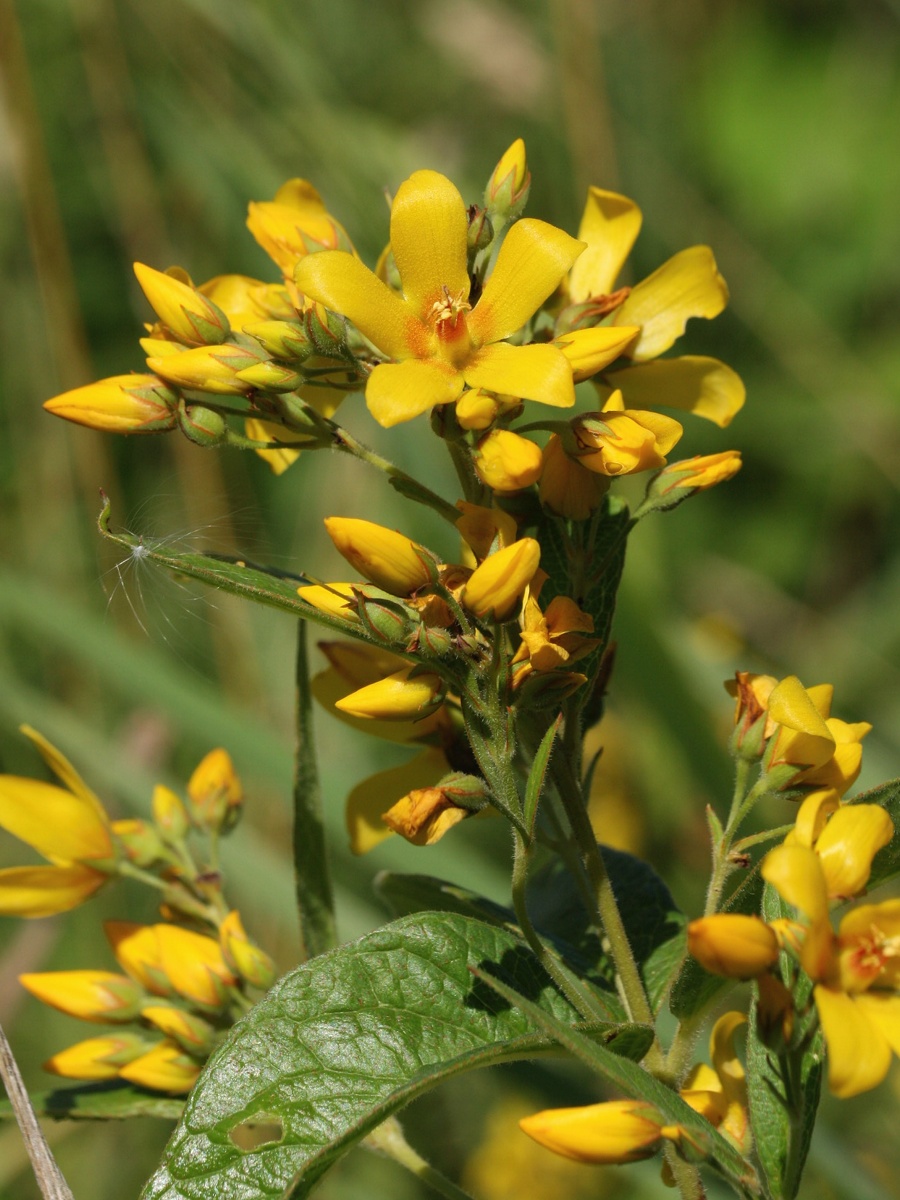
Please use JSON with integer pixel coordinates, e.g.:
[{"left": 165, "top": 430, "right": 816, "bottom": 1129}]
[
  {"left": 429, "top": 286, "right": 473, "bottom": 367},
  {"left": 839, "top": 924, "right": 900, "bottom": 992}
]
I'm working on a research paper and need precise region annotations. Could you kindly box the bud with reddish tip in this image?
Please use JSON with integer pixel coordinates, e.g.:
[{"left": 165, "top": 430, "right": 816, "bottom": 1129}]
[
  {"left": 134, "top": 262, "right": 229, "bottom": 345},
  {"left": 484, "top": 138, "right": 531, "bottom": 220},
  {"left": 44, "top": 374, "right": 179, "bottom": 434}
]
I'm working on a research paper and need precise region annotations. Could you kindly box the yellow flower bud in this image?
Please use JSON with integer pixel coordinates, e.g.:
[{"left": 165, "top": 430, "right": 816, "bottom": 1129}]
[
  {"left": 539, "top": 435, "right": 608, "bottom": 521},
  {"left": 334, "top": 668, "right": 444, "bottom": 722},
  {"left": 118, "top": 1040, "right": 203, "bottom": 1094},
  {"left": 473, "top": 430, "right": 543, "bottom": 492},
  {"left": 247, "top": 179, "right": 350, "bottom": 276},
  {"left": 554, "top": 326, "right": 640, "bottom": 382},
  {"left": 242, "top": 319, "right": 313, "bottom": 360},
  {"left": 656, "top": 450, "right": 742, "bottom": 493},
  {"left": 484, "top": 138, "right": 531, "bottom": 217},
  {"left": 111, "top": 817, "right": 166, "bottom": 867},
  {"left": 133, "top": 262, "right": 229, "bottom": 345},
  {"left": 462, "top": 538, "right": 541, "bottom": 621},
  {"left": 455, "top": 388, "right": 500, "bottom": 430},
  {"left": 20, "top": 970, "right": 144, "bottom": 1022},
  {"left": 44, "top": 1033, "right": 153, "bottom": 1081},
  {"left": 43, "top": 374, "right": 179, "bottom": 434},
  {"left": 141, "top": 1005, "right": 217, "bottom": 1054},
  {"left": 324, "top": 518, "right": 433, "bottom": 597},
  {"left": 146, "top": 344, "right": 261, "bottom": 395},
  {"left": 219, "top": 909, "right": 276, "bottom": 990},
  {"left": 187, "top": 748, "right": 243, "bottom": 832},
  {"left": 687, "top": 914, "right": 780, "bottom": 980},
  {"left": 152, "top": 785, "right": 190, "bottom": 843},
  {"left": 519, "top": 1099, "right": 669, "bottom": 1165},
  {"left": 106, "top": 921, "right": 174, "bottom": 997},
  {"left": 154, "top": 923, "right": 238, "bottom": 1011},
  {"left": 297, "top": 582, "right": 361, "bottom": 622}
]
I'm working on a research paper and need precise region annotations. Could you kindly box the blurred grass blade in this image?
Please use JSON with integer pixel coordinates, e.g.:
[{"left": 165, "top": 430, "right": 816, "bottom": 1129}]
[
  {"left": 0, "top": 1020, "right": 74, "bottom": 1200},
  {"left": 294, "top": 620, "right": 336, "bottom": 959}
]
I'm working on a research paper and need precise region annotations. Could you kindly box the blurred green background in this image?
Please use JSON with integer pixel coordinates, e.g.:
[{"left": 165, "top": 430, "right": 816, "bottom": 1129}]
[{"left": 1, "top": 0, "right": 900, "bottom": 1196}]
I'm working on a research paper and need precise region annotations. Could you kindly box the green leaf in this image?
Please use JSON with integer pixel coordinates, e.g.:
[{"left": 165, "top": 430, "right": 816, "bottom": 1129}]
[
  {"left": 745, "top": 886, "right": 823, "bottom": 1200},
  {"left": 292, "top": 620, "right": 336, "bottom": 960},
  {"left": 849, "top": 777, "right": 900, "bottom": 890},
  {"left": 523, "top": 715, "right": 561, "bottom": 839},
  {"left": 669, "top": 865, "right": 764, "bottom": 1019},
  {"left": 141, "top": 912, "right": 646, "bottom": 1200},
  {"left": 468, "top": 964, "right": 759, "bottom": 1196},
  {"left": 0, "top": 1082, "right": 183, "bottom": 1122},
  {"left": 527, "top": 846, "right": 682, "bottom": 1011}
]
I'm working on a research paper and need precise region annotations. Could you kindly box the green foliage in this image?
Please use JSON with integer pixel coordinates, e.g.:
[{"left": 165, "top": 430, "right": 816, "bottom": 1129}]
[{"left": 140, "top": 912, "right": 646, "bottom": 1200}]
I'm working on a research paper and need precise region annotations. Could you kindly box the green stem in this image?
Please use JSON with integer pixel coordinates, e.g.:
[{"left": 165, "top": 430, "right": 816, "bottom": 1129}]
[
  {"left": 363, "top": 1117, "right": 476, "bottom": 1200},
  {"left": 704, "top": 769, "right": 773, "bottom": 917},
  {"left": 550, "top": 751, "right": 656, "bottom": 1032},
  {"left": 446, "top": 437, "right": 484, "bottom": 505},
  {"left": 329, "top": 424, "right": 461, "bottom": 524},
  {"left": 293, "top": 620, "right": 337, "bottom": 960},
  {"left": 663, "top": 1148, "right": 707, "bottom": 1200},
  {"left": 511, "top": 831, "right": 615, "bottom": 1023}
]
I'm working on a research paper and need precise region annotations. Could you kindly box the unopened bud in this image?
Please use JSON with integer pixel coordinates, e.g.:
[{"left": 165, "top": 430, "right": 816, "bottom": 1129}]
[
  {"left": 152, "top": 785, "right": 191, "bottom": 843},
  {"left": 235, "top": 361, "right": 304, "bottom": 392},
  {"left": 519, "top": 1099, "right": 670, "bottom": 1165},
  {"left": 484, "top": 138, "right": 531, "bottom": 220},
  {"left": 177, "top": 399, "right": 227, "bottom": 446},
  {"left": 111, "top": 818, "right": 166, "bottom": 868},
  {"left": 466, "top": 205, "right": 494, "bottom": 253},
  {"left": 554, "top": 326, "right": 639, "bottom": 382},
  {"left": 687, "top": 914, "right": 780, "bottom": 980},
  {"left": 134, "top": 262, "right": 229, "bottom": 345},
  {"left": 303, "top": 303, "right": 346, "bottom": 356},
  {"left": 148, "top": 344, "right": 263, "bottom": 395},
  {"left": 44, "top": 1033, "right": 156, "bottom": 1081},
  {"left": 242, "top": 319, "right": 313, "bottom": 360},
  {"left": 474, "top": 429, "right": 543, "bottom": 492},
  {"left": 219, "top": 910, "right": 276, "bottom": 990},
  {"left": 462, "top": 538, "right": 541, "bottom": 621},
  {"left": 334, "top": 668, "right": 444, "bottom": 722},
  {"left": 118, "top": 1041, "right": 203, "bottom": 1093},
  {"left": 21, "top": 970, "right": 145, "bottom": 1023},
  {"left": 324, "top": 517, "right": 435, "bottom": 598},
  {"left": 44, "top": 374, "right": 179, "bottom": 434},
  {"left": 141, "top": 1005, "right": 217, "bottom": 1055},
  {"left": 187, "top": 748, "right": 243, "bottom": 833}
]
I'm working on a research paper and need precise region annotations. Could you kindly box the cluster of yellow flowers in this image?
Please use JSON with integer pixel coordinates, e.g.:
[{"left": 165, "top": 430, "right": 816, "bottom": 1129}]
[
  {"left": 43, "top": 140, "right": 742, "bottom": 520},
  {"left": 689, "top": 674, "right": 899, "bottom": 1099},
  {"left": 0, "top": 729, "right": 272, "bottom": 1092}
]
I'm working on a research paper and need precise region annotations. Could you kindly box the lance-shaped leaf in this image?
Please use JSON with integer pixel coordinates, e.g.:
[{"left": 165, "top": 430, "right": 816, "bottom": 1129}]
[{"left": 141, "top": 913, "right": 649, "bottom": 1200}]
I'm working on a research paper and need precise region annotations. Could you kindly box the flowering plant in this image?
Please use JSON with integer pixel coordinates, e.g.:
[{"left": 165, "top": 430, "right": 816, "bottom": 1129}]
[{"left": 2, "top": 139, "right": 897, "bottom": 1200}]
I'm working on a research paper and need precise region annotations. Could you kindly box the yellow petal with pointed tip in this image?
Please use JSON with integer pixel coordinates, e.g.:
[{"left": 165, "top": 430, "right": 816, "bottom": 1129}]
[
  {"left": 119, "top": 1041, "right": 202, "bottom": 1093},
  {"left": 603, "top": 356, "right": 745, "bottom": 427},
  {"left": 554, "top": 326, "right": 639, "bottom": 382},
  {"left": 106, "top": 922, "right": 172, "bottom": 996},
  {"left": 814, "top": 986, "right": 893, "bottom": 1098},
  {"left": 19, "top": 726, "right": 110, "bottom": 825},
  {"left": 616, "top": 247, "right": 728, "bottom": 362},
  {"left": 762, "top": 844, "right": 833, "bottom": 979},
  {"left": 463, "top": 343, "right": 574, "bottom": 409},
  {"left": 345, "top": 747, "right": 448, "bottom": 855},
  {"left": 814, "top": 804, "right": 893, "bottom": 899},
  {"left": 20, "top": 970, "right": 140, "bottom": 1021},
  {"left": 0, "top": 777, "right": 112, "bottom": 865},
  {"left": 155, "top": 924, "right": 236, "bottom": 1010},
  {"left": 324, "top": 518, "right": 433, "bottom": 596},
  {"left": 569, "top": 187, "right": 643, "bottom": 301},
  {"left": 334, "top": 669, "right": 443, "bottom": 722},
  {"left": 44, "top": 1034, "right": 150, "bottom": 1081},
  {"left": 389, "top": 170, "right": 470, "bottom": 323},
  {"left": 768, "top": 676, "right": 835, "bottom": 768},
  {"left": 519, "top": 1099, "right": 664, "bottom": 1165},
  {"left": 295, "top": 251, "right": 418, "bottom": 361},
  {"left": 366, "top": 358, "right": 464, "bottom": 427},
  {"left": 469, "top": 220, "right": 585, "bottom": 347},
  {"left": 789, "top": 789, "right": 841, "bottom": 848},
  {"left": 0, "top": 864, "right": 106, "bottom": 917}
]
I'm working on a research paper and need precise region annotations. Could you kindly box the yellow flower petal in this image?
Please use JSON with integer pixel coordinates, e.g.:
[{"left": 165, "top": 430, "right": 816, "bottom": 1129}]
[
  {"left": 366, "top": 358, "right": 464, "bottom": 427},
  {"left": 106, "top": 922, "right": 172, "bottom": 996},
  {"left": 334, "top": 669, "right": 443, "bottom": 722},
  {"left": 814, "top": 985, "right": 894, "bottom": 1098},
  {"left": 789, "top": 789, "right": 841, "bottom": 848},
  {"left": 119, "top": 1041, "right": 203, "bottom": 1093},
  {"left": 469, "top": 219, "right": 585, "bottom": 346},
  {"left": 554, "top": 326, "right": 640, "bottom": 382},
  {"left": 519, "top": 1099, "right": 664, "bottom": 1165},
  {"left": 463, "top": 343, "right": 574, "bottom": 409},
  {"left": 768, "top": 676, "right": 836, "bottom": 769},
  {"left": 295, "top": 250, "right": 420, "bottom": 361},
  {"left": 245, "top": 417, "right": 311, "bottom": 476},
  {"left": 0, "top": 864, "right": 106, "bottom": 917},
  {"left": 345, "top": 747, "right": 447, "bottom": 854},
  {"left": 762, "top": 843, "right": 833, "bottom": 980},
  {"left": 569, "top": 187, "right": 643, "bottom": 302},
  {"left": 602, "top": 356, "right": 745, "bottom": 427},
  {"left": 155, "top": 924, "right": 237, "bottom": 1010},
  {"left": 851, "top": 992, "right": 900, "bottom": 1058},
  {"left": 19, "top": 726, "right": 110, "bottom": 826},
  {"left": 462, "top": 538, "right": 541, "bottom": 621},
  {"left": 390, "top": 170, "right": 470, "bottom": 324},
  {"left": 686, "top": 914, "right": 779, "bottom": 979},
  {"left": 44, "top": 1034, "right": 150, "bottom": 1081},
  {"left": 324, "top": 517, "right": 433, "bottom": 597},
  {"left": 20, "top": 970, "right": 141, "bottom": 1022},
  {"left": 616, "top": 247, "right": 729, "bottom": 362},
  {"left": 814, "top": 804, "right": 893, "bottom": 898},
  {"left": 0, "top": 777, "right": 113, "bottom": 865}
]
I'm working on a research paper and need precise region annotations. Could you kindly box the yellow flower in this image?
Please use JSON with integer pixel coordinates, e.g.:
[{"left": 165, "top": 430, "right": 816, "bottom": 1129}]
[
  {"left": 679, "top": 1012, "right": 750, "bottom": 1151},
  {"left": 514, "top": 571, "right": 597, "bottom": 676},
  {"left": 0, "top": 727, "right": 117, "bottom": 917},
  {"left": 295, "top": 170, "right": 585, "bottom": 426},
  {"left": 43, "top": 374, "right": 178, "bottom": 434},
  {"left": 655, "top": 450, "right": 743, "bottom": 492},
  {"left": 519, "top": 1098, "right": 673, "bottom": 1165},
  {"left": 324, "top": 517, "right": 434, "bottom": 597},
  {"left": 570, "top": 391, "right": 683, "bottom": 477},
  {"left": 43, "top": 1033, "right": 153, "bottom": 1082},
  {"left": 187, "top": 747, "right": 243, "bottom": 831},
  {"left": 333, "top": 668, "right": 444, "bottom": 722},
  {"left": 118, "top": 1040, "right": 203, "bottom": 1093},
  {"left": 461, "top": 538, "right": 541, "bottom": 621},
  {"left": 687, "top": 914, "right": 780, "bottom": 980},
  {"left": 247, "top": 178, "right": 352, "bottom": 277},
  {"left": 20, "top": 970, "right": 144, "bottom": 1022},
  {"left": 133, "top": 263, "right": 229, "bottom": 345},
  {"left": 381, "top": 785, "right": 473, "bottom": 847},
  {"left": 219, "top": 910, "right": 276, "bottom": 990},
  {"left": 763, "top": 840, "right": 900, "bottom": 1097},
  {"left": 345, "top": 747, "right": 450, "bottom": 855},
  {"left": 538, "top": 434, "right": 608, "bottom": 521},
  {"left": 473, "top": 429, "right": 543, "bottom": 492},
  {"left": 785, "top": 791, "right": 893, "bottom": 899},
  {"left": 568, "top": 186, "right": 745, "bottom": 427}
]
